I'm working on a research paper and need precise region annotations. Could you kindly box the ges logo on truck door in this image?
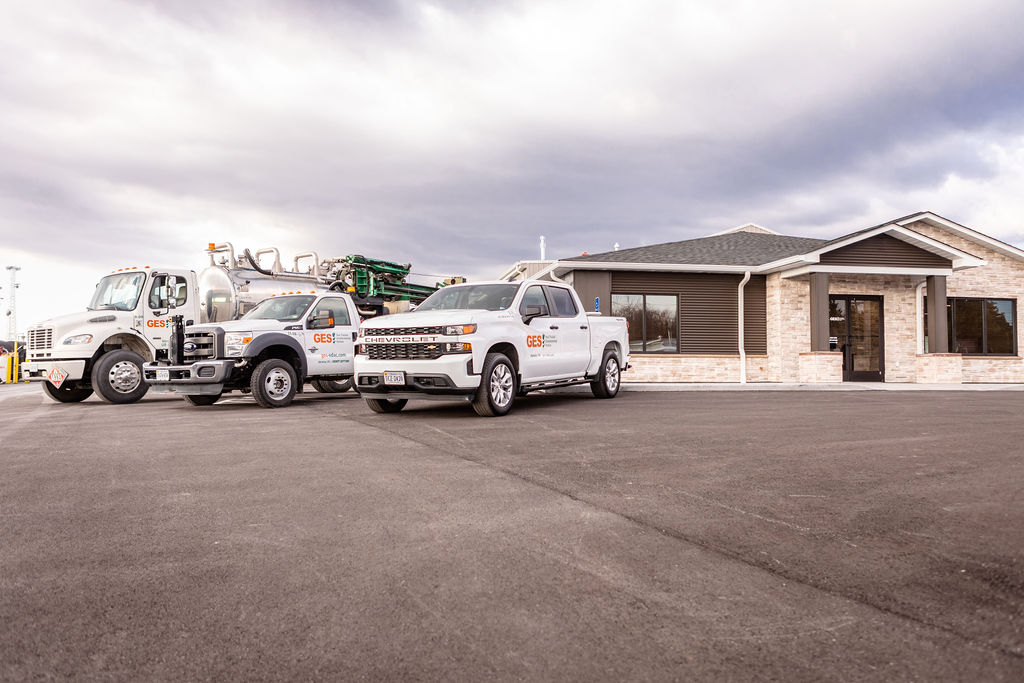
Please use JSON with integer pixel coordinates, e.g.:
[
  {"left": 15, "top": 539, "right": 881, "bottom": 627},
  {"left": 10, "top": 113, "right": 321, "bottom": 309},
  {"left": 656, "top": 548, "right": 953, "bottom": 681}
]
[
  {"left": 146, "top": 320, "right": 168, "bottom": 328},
  {"left": 312, "top": 332, "right": 342, "bottom": 343},
  {"left": 526, "top": 334, "right": 556, "bottom": 348}
]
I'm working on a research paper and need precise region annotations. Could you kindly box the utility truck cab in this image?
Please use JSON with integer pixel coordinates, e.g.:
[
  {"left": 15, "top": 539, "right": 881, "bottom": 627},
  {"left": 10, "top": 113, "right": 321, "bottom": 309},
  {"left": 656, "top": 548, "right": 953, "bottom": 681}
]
[
  {"left": 354, "top": 280, "right": 630, "bottom": 416},
  {"left": 22, "top": 267, "right": 196, "bottom": 403},
  {"left": 142, "top": 293, "right": 360, "bottom": 407}
]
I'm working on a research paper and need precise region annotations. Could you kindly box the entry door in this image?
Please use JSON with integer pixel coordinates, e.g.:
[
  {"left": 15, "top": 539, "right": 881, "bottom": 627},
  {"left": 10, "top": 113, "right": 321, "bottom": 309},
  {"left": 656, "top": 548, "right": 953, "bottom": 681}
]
[{"left": 829, "top": 296, "right": 884, "bottom": 382}]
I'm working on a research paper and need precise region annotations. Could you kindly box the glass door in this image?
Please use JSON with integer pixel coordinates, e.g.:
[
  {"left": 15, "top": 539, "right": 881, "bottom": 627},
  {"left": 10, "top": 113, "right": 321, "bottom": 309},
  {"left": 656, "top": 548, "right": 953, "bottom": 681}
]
[{"left": 828, "top": 295, "right": 884, "bottom": 382}]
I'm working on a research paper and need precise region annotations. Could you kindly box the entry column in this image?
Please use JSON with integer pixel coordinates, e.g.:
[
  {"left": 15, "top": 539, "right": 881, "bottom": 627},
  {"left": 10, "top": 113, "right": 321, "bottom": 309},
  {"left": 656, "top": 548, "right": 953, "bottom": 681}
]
[
  {"left": 809, "top": 272, "right": 830, "bottom": 351},
  {"left": 926, "top": 275, "right": 948, "bottom": 353}
]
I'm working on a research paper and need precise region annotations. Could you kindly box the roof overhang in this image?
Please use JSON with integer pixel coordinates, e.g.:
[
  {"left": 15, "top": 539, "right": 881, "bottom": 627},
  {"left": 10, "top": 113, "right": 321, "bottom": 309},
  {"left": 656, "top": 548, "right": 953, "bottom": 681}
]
[
  {"left": 779, "top": 265, "right": 954, "bottom": 279},
  {"left": 895, "top": 212, "right": 1024, "bottom": 261}
]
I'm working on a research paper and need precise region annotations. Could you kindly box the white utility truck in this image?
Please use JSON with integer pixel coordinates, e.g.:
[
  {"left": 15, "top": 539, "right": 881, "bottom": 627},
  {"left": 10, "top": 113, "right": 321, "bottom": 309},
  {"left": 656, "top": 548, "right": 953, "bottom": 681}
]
[
  {"left": 23, "top": 242, "right": 453, "bottom": 404},
  {"left": 354, "top": 280, "right": 630, "bottom": 416},
  {"left": 142, "top": 293, "right": 360, "bottom": 407}
]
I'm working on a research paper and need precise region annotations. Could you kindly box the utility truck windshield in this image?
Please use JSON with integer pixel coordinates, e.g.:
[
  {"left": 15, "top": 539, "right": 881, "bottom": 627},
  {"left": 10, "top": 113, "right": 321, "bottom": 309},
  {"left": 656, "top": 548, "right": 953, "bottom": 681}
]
[
  {"left": 241, "top": 296, "right": 316, "bottom": 321},
  {"left": 88, "top": 272, "right": 147, "bottom": 311},
  {"left": 416, "top": 284, "right": 521, "bottom": 312}
]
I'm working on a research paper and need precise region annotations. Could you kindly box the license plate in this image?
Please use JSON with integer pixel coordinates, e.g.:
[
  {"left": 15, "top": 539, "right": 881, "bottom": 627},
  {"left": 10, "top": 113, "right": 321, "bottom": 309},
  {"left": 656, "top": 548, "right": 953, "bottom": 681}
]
[
  {"left": 156, "top": 369, "right": 170, "bottom": 381},
  {"left": 383, "top": 371, "right": 405, "bottom": 386}
]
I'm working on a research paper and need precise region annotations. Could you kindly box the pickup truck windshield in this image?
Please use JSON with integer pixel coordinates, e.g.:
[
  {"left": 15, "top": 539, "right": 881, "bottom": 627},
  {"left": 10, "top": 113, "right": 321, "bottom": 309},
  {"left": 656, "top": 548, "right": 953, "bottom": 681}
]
[
  {"left": 88, "top": 272, "right": 147, "bottom": 311},
  {"left": 242, "top": 296, "right": 316, "bottom": 321},
  {"left": 417, "top": 284, "right": 521, "bottom": 311}
]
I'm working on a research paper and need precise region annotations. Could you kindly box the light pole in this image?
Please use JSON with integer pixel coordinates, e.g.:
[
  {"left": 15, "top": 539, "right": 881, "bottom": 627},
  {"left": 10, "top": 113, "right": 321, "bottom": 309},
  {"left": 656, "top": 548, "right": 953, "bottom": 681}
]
[{"left": 6, "top": 266, "right": 20, "bottom": 339}]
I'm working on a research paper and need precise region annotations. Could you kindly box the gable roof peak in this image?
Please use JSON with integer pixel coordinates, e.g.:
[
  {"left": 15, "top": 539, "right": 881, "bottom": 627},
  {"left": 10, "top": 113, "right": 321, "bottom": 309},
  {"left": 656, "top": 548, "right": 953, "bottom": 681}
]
[{"left": 708, "top": 222, "right": 780, "bottom": 237}]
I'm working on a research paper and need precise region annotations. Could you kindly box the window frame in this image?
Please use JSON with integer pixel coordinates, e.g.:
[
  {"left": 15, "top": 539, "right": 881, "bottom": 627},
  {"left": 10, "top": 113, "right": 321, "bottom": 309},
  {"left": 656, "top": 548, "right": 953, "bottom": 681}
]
[
  {"left": 611, "top": 292, "right": 679, "bottom": 354},
  {"left": 948, "top": 296, "right": 1017, "bottom": 356},
  {"left": 543, "top": 285, "right": 579, "bottom": 318}
]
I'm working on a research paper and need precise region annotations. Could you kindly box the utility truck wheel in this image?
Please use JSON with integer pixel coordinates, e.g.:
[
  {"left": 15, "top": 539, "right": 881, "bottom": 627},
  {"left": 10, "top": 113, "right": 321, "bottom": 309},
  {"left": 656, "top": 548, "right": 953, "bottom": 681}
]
[
  {"left": 312, "top": 378, "right": 353, "bottom": 393},
  {"left": 251, "top": 359, "right": 297, "bottom": 408},
  {"left": 183, "top": 394, "right": 221, "bottom": 406},
  {"left": 91, "top": 350, "right": 149, "bottom": 404},
  {"left": 42, "top": 380, "right": 94, "bottom": 403},
  {"left": 365, "top": 397, "right": 408, "bottom": 413},
  {"left": 473, "top": 352, "right": 516, "bottom": 417},
  {"left": 590, "top": 351, "right": 621, "bottom": 399}
]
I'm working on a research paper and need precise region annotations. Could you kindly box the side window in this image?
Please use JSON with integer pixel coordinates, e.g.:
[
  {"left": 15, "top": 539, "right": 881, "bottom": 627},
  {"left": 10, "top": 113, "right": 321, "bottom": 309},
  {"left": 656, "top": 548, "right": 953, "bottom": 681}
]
[
  {"left": 314, "top": 299, "right": 352, "bottom": 327},
  {"left": 519, "top": 286, "right": 549, "bottom": 316},
  {"left": 148, "top": 275, "right": 187, "bottom": 309},
  {"left": 545, "top": 287, "right": 579, "bottom": 317}
]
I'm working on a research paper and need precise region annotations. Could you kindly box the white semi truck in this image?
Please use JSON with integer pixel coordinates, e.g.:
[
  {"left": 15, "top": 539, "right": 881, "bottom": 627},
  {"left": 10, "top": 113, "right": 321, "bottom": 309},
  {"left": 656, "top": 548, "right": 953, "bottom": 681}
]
[
  {"left": 22, "top": 243, "right": 453, "bottom": 404},
  {"left": 354, "top": 280, "right": 630, "bottom": 416}
]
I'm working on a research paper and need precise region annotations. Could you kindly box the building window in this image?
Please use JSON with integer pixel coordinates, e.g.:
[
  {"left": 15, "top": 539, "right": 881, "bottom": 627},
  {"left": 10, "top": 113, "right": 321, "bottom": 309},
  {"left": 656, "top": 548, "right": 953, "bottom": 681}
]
[
  {"left": 949, "top": 298, "right": 1016, "bottom": 355},
  {"left": 611, "top": 293, "right": 678, "bottom": 353}
]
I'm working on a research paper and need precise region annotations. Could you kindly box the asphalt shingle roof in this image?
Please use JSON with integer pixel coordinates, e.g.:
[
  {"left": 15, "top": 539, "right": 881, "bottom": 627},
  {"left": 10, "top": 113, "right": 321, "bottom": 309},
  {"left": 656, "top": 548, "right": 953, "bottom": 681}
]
[{"left": 564, "top": 231, "right": 828, "bottom": 267}]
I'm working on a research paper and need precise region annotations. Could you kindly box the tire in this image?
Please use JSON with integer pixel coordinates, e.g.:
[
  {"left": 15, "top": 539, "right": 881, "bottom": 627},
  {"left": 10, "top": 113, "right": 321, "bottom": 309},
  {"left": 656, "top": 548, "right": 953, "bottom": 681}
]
[
  {"left": 183, "top": 393, "right": 221, "bottom": 406},
  {"left": 472, "top": 352, "right": 516, "bottom": 417},
  {"left": 251, "top": 358, "right": 298, "bottom": 408},
  {"left": 365, "top": 397, "right": 408, "bottom": 413},
  {"left": 311, "top": 378, "right": 353, "bottom": 393},
  {"left": 590, "top": 350, "right": 621, "bottom": 399},
  {"left": 41, "top": 380, "right": 94, "bottom": 403},
  {"left": 90, "top": 350, "right": 149, "bottom": 404}
]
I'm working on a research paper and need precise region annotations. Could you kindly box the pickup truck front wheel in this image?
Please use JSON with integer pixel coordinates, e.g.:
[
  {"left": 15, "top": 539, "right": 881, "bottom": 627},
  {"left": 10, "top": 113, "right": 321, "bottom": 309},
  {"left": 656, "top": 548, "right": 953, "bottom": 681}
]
[
  {"left": 311, "top": 378, "right": 352, "bottom": 393},
  {"left": 473, "top": 352, "right": 516, "bottom": 417},
  {"left": 591, "top": 351, "right": 621, "bottom": 399},
  {"left": 251, "top": 358, "right": 297, "bottom": 408},
  {"left": 365, "top": 398, "right": 408, "bottom": 413},
  {"left": 183, "top": 393, "right": 222, "bottom": 406}
]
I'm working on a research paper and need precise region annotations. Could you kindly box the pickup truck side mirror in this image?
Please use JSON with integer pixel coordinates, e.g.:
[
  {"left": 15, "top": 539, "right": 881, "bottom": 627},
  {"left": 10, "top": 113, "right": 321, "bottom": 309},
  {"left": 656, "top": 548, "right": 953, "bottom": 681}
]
[
  {"left": 522, "top": 304, "right": 549, "bottom": 324},
  {"left": 310, "top": 311, "right": 334, "bottom": 329}
]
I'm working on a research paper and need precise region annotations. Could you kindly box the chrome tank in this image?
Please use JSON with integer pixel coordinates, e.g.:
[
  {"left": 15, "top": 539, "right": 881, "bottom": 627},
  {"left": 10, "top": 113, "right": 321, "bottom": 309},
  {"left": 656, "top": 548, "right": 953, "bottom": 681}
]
[{"left": 197, "top": 265, "right": 328, "bottom": 323}]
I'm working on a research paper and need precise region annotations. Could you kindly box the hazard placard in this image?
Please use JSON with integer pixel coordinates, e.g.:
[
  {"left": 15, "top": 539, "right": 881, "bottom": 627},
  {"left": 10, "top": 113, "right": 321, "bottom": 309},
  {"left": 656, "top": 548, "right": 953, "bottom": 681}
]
[{"left": 47, "top": 366, "right": 68, "bottom": 388}]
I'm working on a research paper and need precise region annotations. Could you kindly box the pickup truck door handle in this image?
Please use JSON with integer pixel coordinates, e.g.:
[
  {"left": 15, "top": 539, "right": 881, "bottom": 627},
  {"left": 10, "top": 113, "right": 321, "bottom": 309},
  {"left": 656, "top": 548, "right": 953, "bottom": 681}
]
[
  {"left": 580, "top": 325, "right": 588, "bottom": 330},
  {"left": 352, "top": 331, "right": 358, "bottom": 341},
  {"left": 548, "top": 325, "right": 559, "bottom": 330}
]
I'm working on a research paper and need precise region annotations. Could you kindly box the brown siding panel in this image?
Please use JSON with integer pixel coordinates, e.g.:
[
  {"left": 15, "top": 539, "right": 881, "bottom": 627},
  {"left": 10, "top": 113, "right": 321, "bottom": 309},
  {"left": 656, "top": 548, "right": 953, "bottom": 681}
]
[
  {"left": 819, "top": 234, "right": 951, "bottom": 268},
  {"left": 743, "top": 275, "right": 767, "bottom": 354},
  {"left": 570, "top": 271, "right": 611, "bottom": 314}
]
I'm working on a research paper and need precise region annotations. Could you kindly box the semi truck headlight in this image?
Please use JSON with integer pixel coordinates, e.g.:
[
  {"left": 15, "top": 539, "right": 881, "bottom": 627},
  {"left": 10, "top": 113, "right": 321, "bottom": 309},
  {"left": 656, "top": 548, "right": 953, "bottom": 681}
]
[
  {"left": 444, "top": 324, "right": 476, "bottom": 335},
  {"left": 62, "top": 334, "right": 93, "bottom": 345},
  {"left": 224, "top": 332, "right": 253, "bottom": 356}
]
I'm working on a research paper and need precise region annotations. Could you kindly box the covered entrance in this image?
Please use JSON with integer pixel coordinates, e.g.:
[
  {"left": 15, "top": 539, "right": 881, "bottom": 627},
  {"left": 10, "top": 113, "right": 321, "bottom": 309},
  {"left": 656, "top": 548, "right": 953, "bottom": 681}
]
[{"left": 828, "top": 295, "right": 884, "bottom": 382}]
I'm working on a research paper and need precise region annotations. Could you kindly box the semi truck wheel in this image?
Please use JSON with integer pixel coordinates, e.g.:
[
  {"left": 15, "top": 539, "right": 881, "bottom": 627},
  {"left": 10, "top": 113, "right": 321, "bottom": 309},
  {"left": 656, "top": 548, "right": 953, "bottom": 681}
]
[
  {"left": 41, "top": 380, "right": 94, "bottom": 403},
  {"left": 91, "top": 350, "right": 150, "bottom": 404},
  {"left": 364, "top": 398, "right": 408, "bottom": 413},
  {"left": 311, "top": 378, "right": 353, "bottom": 393},
  {"left": 251, "top": 358, "right": 297, "bottom": 408},
  {"left": 590, "top": 350, "right": 621, "bottom": 399},
  {"left": 472, "top": 352, "right": 515, "bottom": 417},
  {"left": 183, "top": 394, "right": 222, "bottom": 406}
]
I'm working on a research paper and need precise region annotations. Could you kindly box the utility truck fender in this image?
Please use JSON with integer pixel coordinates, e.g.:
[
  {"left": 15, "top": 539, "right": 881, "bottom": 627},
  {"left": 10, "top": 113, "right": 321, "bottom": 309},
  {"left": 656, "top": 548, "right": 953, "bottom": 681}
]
[{"left": 243, "top": 333, "right": 308, "bottom": 377}]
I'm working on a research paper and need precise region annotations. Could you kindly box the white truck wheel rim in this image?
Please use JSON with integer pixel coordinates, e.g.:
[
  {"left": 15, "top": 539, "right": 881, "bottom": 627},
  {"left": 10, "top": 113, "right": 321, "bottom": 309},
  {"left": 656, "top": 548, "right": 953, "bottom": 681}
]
[
  {"left": 264, "top": 368, "right": 292, "bottom": 399},
  {"left": 605, "top": 358, "right": 619, "bottom": 391},
  {"left": 109, "top": 361, "right": 141, "bottom": 393},
  {"left": 490, "top": 364, "right": 513, "bottom": 407}
]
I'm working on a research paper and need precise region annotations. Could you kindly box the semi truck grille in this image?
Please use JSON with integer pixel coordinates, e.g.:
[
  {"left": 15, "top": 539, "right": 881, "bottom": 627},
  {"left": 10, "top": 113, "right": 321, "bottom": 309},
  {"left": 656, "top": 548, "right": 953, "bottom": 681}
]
[
  {"left": 27, "top": 328, "right": 53, "bottom": 352},
  {"left": 365, "top": 326, "right": 445, "bottom": 336},
  {"left": 363, "top": 343, "right": 444, "bottom": 360},
  {"left": 184, "top": 332, "right": 217, "bottom": 360}
]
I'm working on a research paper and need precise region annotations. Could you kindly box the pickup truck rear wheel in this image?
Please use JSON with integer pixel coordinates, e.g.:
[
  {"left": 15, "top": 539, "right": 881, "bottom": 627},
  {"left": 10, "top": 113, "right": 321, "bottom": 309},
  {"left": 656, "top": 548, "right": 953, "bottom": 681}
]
[
  {"left": 311, "top": 378, "right": 353, "bottom": 393},
  {"left": 183, "top": 393, "right": 221, "bottom": 406},
  {"left": 42, "top": 380, "right": 94, "bottom": 403},
  {"left": 365, "top": 397, "right": 408, "bottom": 413},
  {"left": 91, "top": 349, "right": 149, "bottom": 404},
  {"left": 251, "top": 358, "right": 297, "bottom": 408},
  {"left": 473, "top": 352, "right": 516, "bottom": 417},
  {"left": 590, "top": 351, "right": 621, "bottom": 399}
]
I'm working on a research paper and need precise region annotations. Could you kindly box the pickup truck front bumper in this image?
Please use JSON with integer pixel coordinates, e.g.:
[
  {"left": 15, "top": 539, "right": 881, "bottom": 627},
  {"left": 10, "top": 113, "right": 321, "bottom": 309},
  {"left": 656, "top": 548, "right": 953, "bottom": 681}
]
[
  {"left": 142, "top": 360, "right": 235, "bottom": 396},
  {"left": 354, "top": 354, "right": 480, "bottom": 400}
]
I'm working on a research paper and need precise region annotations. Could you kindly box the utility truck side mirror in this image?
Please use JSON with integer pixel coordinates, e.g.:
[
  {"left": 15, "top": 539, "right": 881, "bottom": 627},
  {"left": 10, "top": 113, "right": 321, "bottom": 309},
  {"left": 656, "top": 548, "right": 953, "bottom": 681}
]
[
  {"left": 311, "top": 311, "right": 333, "bottom": 329},
  {"left": 522, "top": 304, "right": 548, "bottom": 324}
]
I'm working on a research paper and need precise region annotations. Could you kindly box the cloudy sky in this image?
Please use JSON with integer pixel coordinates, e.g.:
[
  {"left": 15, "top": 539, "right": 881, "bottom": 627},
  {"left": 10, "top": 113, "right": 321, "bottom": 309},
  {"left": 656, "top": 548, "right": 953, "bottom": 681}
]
[{"left": 3, "top": 0, "right": 1024, "bottom": 332}]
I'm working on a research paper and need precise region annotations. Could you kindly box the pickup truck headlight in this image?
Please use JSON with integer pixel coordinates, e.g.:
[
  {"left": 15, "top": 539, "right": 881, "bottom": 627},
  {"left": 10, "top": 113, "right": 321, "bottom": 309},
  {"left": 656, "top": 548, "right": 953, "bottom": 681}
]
[
  {"left": 444, "top": 324, "right": 477, "bottom": 335},
  {"left": 62, "top": 334, "right": 93, "bottom": 345},
  {"left": 444, "top": 342, "right": 472, "bottom": 353},
  {"left": 224, "top": 332, "right": 254, "bottom": 356}
]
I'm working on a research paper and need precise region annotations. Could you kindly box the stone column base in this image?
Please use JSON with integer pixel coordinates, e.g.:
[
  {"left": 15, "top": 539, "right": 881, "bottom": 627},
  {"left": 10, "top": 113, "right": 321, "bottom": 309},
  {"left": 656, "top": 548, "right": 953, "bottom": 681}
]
[
  {"left": 915, "top": 354, "right": 963, "bottom": 383},
  {"left": 798, "top": 352, "right": 843, "bottom": 383}
]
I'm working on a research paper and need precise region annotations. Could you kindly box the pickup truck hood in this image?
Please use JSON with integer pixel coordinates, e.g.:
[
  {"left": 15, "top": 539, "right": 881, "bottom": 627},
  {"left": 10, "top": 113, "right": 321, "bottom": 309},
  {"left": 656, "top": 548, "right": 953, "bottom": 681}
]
[{"left": 362, "top": 309, "right": 492, "bottom": 330}]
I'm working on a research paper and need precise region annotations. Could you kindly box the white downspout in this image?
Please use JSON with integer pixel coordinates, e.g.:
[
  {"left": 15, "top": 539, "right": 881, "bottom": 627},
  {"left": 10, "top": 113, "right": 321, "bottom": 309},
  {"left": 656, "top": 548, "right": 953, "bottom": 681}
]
[
  {"left": 738, "top": 271, "right": 751, "bottom": 384},
  {"left": 916, "top": 280, "right": 927, "bottom": 354}
]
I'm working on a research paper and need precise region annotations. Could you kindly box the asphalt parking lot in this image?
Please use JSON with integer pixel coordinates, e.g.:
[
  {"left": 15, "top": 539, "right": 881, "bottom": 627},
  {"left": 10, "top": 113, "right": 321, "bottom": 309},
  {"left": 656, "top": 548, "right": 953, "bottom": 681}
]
[{"left": 1, "top": 383, "right": 1023, "bottom": 681}]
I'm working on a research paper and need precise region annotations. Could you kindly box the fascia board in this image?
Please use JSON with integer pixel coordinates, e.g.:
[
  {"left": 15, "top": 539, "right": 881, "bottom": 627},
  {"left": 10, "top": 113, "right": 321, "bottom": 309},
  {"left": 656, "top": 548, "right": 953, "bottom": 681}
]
[
  {"left": 780, "top": 265, "right": 955, "bottom": 279},
  {"left": 897, "top": 212, "right": 1024, "bottom": 262},
  {"left": 552, "top": 261, "right": 754, "bottom": 274}
]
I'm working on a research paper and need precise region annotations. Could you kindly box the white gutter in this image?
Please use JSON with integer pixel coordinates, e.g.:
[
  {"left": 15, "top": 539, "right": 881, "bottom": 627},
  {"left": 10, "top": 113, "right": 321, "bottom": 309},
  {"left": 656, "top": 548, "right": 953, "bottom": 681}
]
[
  {"left": 738, "top": 271, "right": 751, "bottom": 384},
  {"left": 916, "top": 280, "right": 927, "bottom": 354}
]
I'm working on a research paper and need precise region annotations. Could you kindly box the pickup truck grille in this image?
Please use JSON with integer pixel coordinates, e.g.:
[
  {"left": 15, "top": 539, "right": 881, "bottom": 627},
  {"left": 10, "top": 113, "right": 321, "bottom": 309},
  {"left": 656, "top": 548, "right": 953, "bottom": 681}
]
[
  {"left": 27, "top": 328, "right": 53, "bottom": 353},
  {"left": 364, "top": 326, "right": 445, "bottom": 336},
  {"left": 363, "top": 343, "right": 444, "bottom": 360},
  {"left": 184, "top": 332, "right": 217, "bottom": 360}
]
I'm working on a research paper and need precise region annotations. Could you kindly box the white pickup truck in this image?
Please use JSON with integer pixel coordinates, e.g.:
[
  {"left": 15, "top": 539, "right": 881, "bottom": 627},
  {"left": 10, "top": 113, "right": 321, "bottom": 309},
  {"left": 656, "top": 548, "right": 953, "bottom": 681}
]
[{"left": 353, "top": 280, "right": 630, "bottom": 416}]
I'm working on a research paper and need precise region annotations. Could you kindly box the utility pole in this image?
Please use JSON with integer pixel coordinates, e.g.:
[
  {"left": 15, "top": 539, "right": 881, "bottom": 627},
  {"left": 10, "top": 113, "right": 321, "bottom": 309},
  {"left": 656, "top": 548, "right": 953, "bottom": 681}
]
[{"left": 6, "top": 266, "right": 20, "bottom": 339}]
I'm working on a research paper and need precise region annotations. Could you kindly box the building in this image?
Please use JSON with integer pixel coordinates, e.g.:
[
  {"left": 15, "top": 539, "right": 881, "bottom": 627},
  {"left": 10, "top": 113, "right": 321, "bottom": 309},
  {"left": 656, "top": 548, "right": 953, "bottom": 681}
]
[{"left": 511, "top": 211, "right": 1024, "bottom": 384}]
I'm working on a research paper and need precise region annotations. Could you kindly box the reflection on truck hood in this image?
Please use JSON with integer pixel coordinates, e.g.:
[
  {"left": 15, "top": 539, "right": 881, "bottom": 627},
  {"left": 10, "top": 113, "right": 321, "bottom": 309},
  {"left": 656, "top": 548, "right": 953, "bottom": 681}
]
[
  {"left": 361, "top": 309, "right": 487, "bottom": 329},
  {"left": 29, "top": 310, "right": 132, "bottom": 336}
]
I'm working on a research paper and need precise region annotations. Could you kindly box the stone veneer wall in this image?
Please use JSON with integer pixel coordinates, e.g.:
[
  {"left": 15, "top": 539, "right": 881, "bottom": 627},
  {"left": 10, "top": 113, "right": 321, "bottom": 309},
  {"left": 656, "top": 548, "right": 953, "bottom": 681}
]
[
  {"left": 903, "top": 220, "right": 1024, "bottom": 383},
  {"left": 623, "top": 355, "right": 771, "bottom": 383}
]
